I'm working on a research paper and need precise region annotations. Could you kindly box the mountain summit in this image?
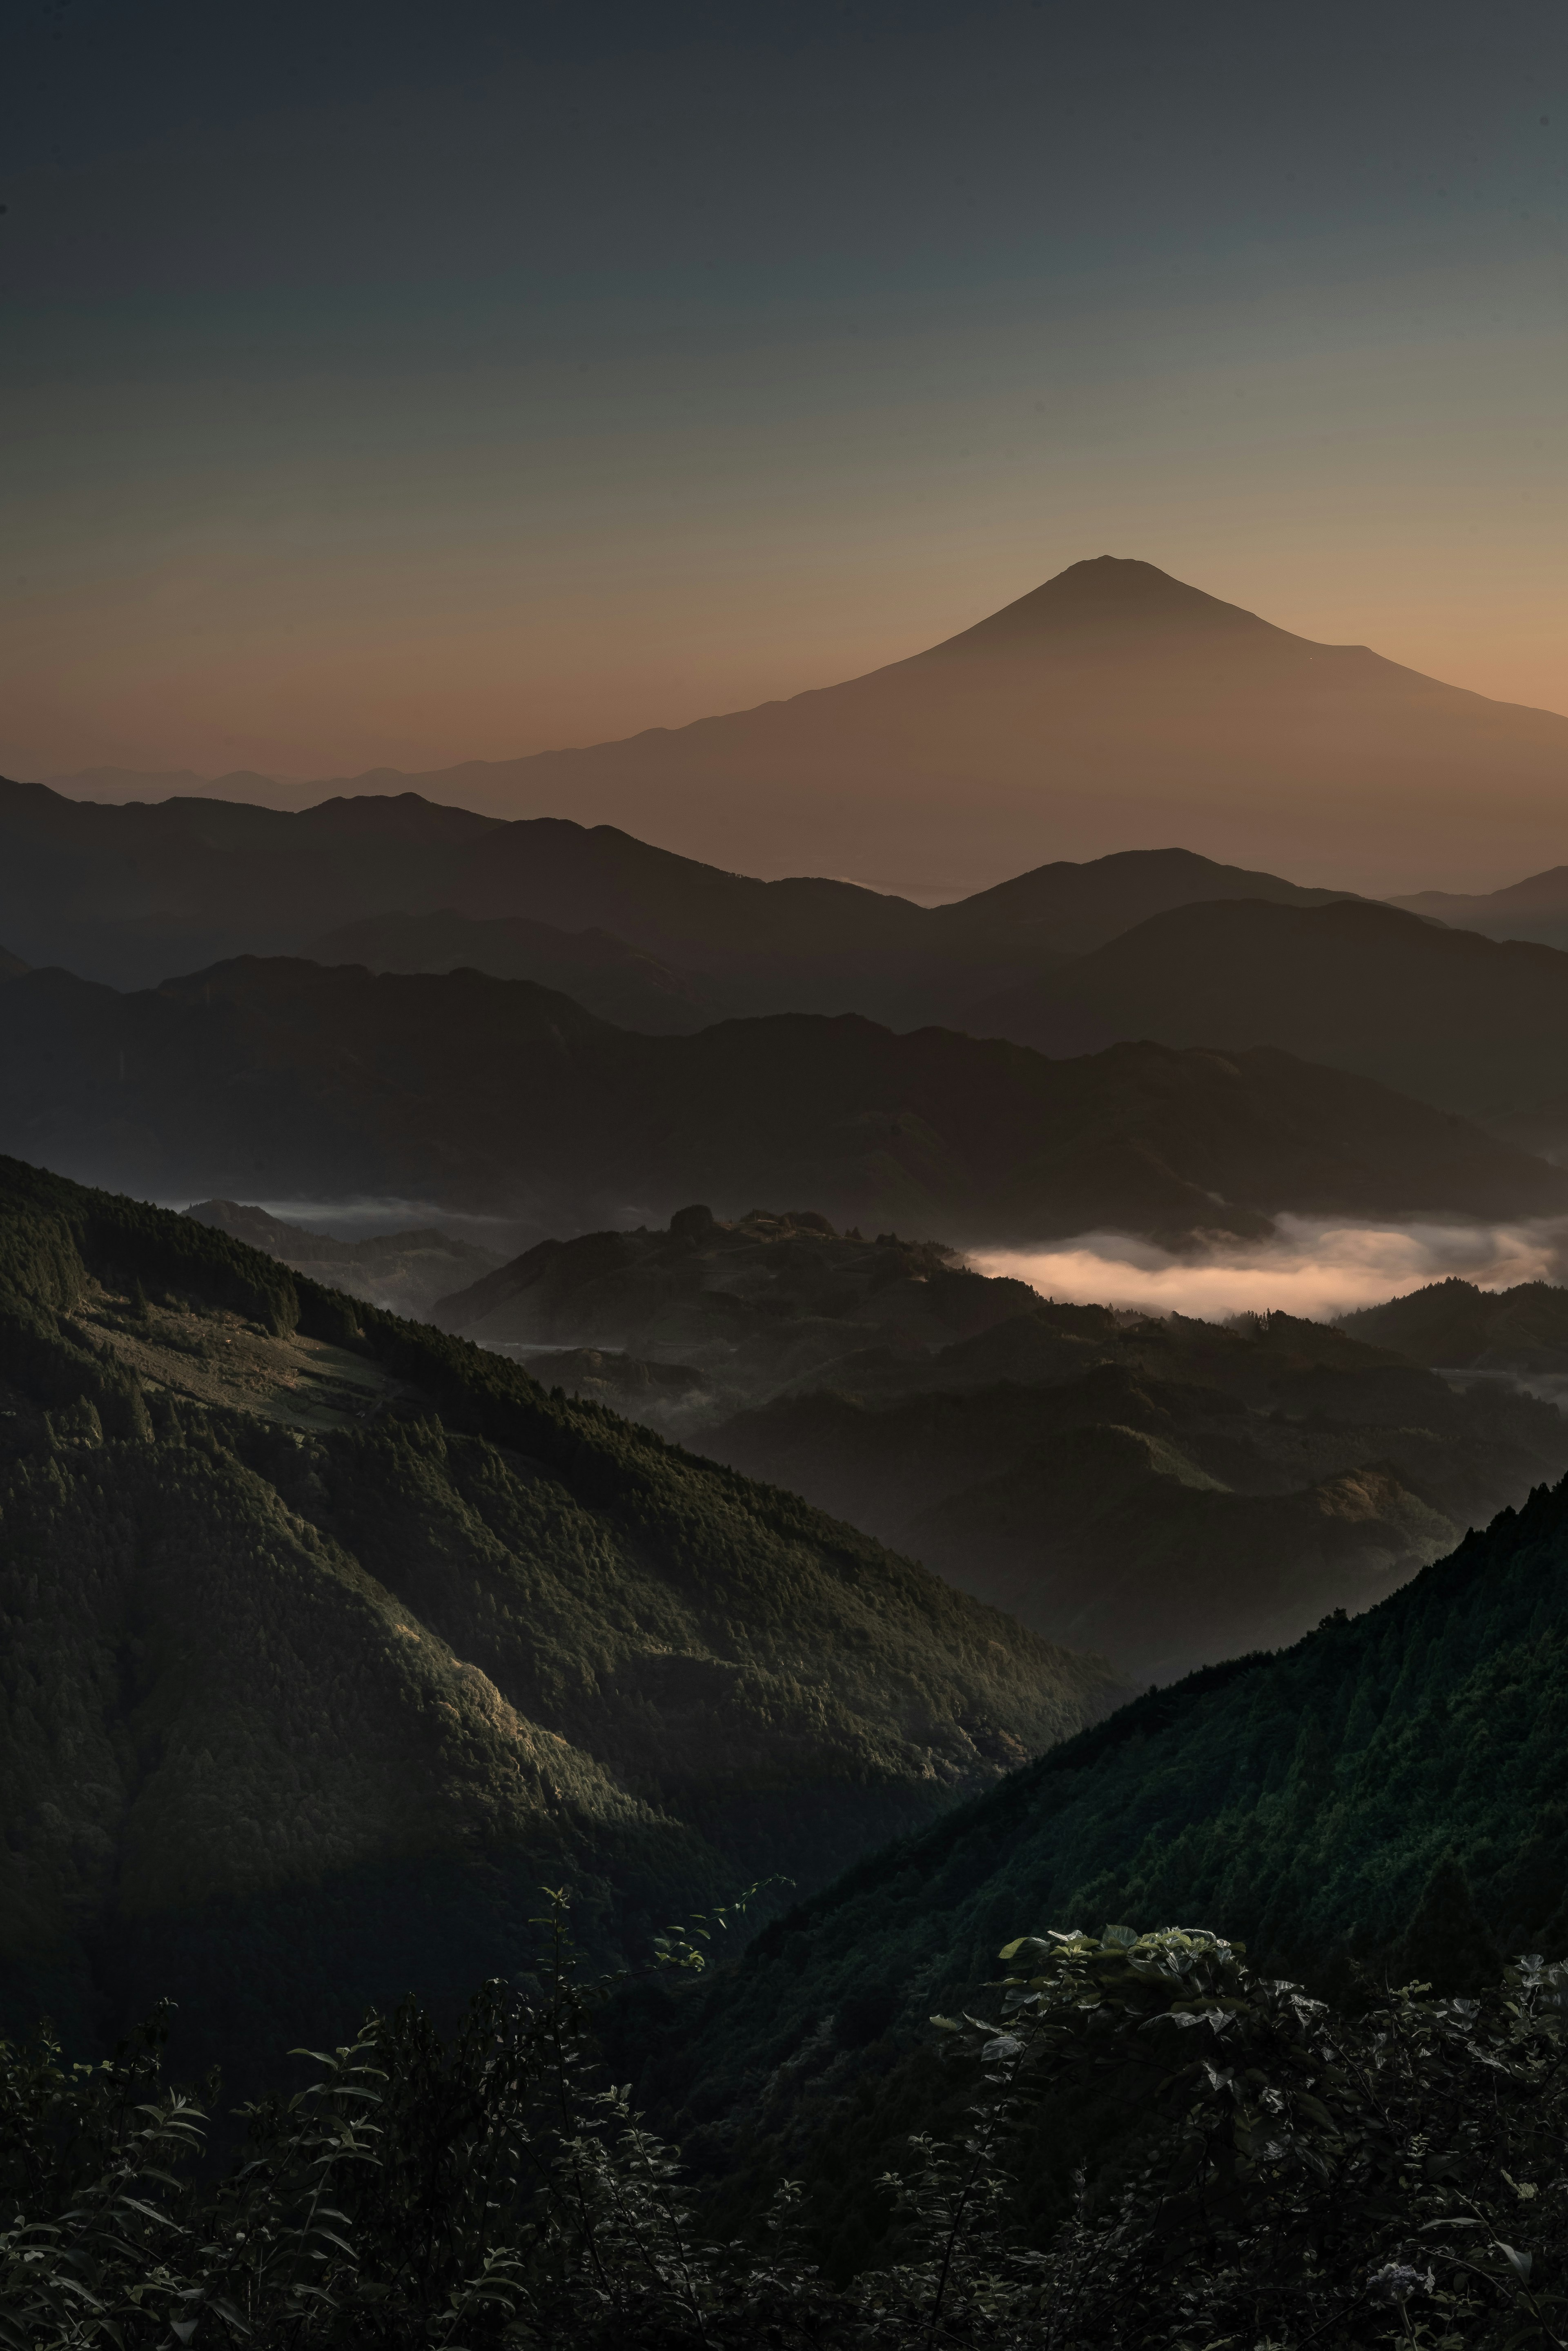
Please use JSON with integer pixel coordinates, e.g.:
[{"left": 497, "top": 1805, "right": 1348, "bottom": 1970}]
[
  {"left": 921, "top": 555, "right": 1272, "bottom": 659},
  {"left": 36, "top": 556, "right": 1568, "bottom": 898}
]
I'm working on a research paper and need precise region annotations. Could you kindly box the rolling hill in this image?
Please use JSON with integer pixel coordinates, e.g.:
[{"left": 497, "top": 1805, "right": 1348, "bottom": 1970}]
[
  {"left": 4, "top": 956, "right": 1565, "bottom": 1246},
  {"left": 0, "top": 1153, "right": 1117, "bottom": 2077}
]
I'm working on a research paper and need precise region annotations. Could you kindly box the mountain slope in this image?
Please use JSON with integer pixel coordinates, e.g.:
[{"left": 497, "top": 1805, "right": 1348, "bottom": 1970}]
[
  {"left": 628, "top": 1477, "right": 1568, "bottom": 2263},
  {"left": 1337, "top": 1277, "right": 1568, "bottom": 1371},
  {"left": 305, "top": 909, "right": 731, "bottom": 1032},
  {"left": 140, "top": 555, "right": 1568, "bottom": 898},
  {"left": 431, "top": 1210, "right": 1568, "bottom": 1682},
  {"left": 0, "top": 769, "right": 1352, "bottom": 1016},
  {"left": 968, "top": 894, "right": 1568, "bottom": 1121},
  {"left": 1390, "top": 864, "right": 1568, "bottom": 951},
  {"left": 0, "top": 1154, "right": 1116, "bottom": 2074},
  {"left": 5, "top": 958, "right": 1566, "bottom": 1245},
  {"left": 703, "top": 1349, "right": 1562, "bottom": 1683},
  {"left": 183, "top": 1197, "right": 504, "bottom": 1321}
]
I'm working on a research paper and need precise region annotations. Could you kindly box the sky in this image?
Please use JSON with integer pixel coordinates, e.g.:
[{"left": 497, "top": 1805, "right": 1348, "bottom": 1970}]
[{"left": 2, "top": 0, "right": 1566, "bottom": 787}]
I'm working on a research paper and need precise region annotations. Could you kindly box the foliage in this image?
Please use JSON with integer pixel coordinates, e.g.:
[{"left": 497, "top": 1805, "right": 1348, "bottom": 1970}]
[
  {"left": 7, "top": 1902, "right": 1568, "bottom": 2349},
  {"left": 0, "top": 1152, "right": 1111, "bottom": 2078}
]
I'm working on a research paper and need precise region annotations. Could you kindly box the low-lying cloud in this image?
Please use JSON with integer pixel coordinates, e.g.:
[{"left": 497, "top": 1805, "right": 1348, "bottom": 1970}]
[{"left": 969, "top": 1215, "right": 1568, "bottom": 1325}]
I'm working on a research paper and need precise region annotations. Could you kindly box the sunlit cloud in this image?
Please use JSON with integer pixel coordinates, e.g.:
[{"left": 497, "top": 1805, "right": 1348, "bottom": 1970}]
[{"left": 968, "top": 1215, "right": 1568, "bottom": 1325}]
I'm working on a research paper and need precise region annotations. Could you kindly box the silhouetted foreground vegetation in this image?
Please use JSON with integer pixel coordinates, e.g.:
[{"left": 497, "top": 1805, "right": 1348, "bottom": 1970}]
[{"left": 6, "top": 1895, "right": 1568, "bottom": 2349}]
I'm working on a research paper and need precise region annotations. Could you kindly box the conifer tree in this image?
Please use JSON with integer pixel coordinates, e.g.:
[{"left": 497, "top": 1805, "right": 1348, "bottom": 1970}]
[{"left": 1390, "top": 1850, "right": 1501, "bottom": 1994}]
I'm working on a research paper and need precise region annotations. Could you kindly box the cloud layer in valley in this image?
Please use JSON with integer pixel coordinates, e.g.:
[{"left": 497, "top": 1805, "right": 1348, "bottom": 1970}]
[{"left": 969, "top": 1214, "right": 1568, "bottom": 1325}]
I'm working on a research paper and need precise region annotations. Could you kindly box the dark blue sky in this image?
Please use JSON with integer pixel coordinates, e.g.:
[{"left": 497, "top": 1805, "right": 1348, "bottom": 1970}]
[{"left": 3, "top": 0, "right": 1565, "bottom": 779}]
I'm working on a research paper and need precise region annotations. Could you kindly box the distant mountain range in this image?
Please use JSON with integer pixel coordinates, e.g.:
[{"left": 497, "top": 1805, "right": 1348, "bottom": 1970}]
[
  {"left": 183, "top": 1197, "right": 503, "bottom": 1321},
  {"left": 0, "top": 769, "right": 1352, "bottom": 1008},
  {"left": 1390, "top": 866, "right": 1568, "bottom": 952},
  {"left": 0, "top": 1155, "right": 1115, "bottom": 2071},
  {"left": 971, "top": 894, "right": 1568, "bottom": 1132},
  {"left": 36, "top": 556, "right": 1568, "bottom": 896},
  {"left": 425, "top": 1208, "right": 1568, "bottom": 1685},
  {"left": 4, "top": 954, "right": 1563, "bottom": 1245}
]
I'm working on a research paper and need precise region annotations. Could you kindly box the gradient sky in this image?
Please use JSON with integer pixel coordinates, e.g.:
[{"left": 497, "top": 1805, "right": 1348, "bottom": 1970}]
[{"left": 3, "top": 0, "right": 1566, "bottom": 784}]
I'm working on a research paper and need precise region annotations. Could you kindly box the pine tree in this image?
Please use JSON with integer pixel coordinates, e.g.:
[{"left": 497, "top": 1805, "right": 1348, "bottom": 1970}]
[{"left": 1389, "top": 1850, "right": 1500, "bottom": 1994}]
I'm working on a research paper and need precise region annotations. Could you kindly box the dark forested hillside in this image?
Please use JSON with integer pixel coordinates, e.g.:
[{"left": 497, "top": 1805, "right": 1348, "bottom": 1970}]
[
  {"left": 628, "top": 1474, "right": 1568, "bottom": 2266},
  {"left": 4, "top": 954, "right": 1565, "bottom": 1244},
  {"left": 968, "top": 893, "right": 1568, "bottom": 1124},
  {"left": 0, "top": 1155, "right": 1117, "bottom": 2078},
  {"left": 430, "top": 1208, "right": 1568, "bottom": 1681},
  {"left": 1338, "top": 1276, "right": 1568, "bottom": 1372}
]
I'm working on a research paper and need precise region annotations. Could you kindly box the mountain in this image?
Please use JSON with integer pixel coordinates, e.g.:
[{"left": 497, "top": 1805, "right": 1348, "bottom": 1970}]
[
  {"left": 5, "top": 956, "right": 1566, "bottom": 1246},
  {"left": 968, "top": 894, "right": 1568, "bottom": 1124},
  {"left": 929, "top": 843, "right": 1356, "bottom": 955},
  {"left": 1337, "top": 1277, "right": 1568, "bottom": 1373},
  {"left": 37, "top": 558, "right": 1568, "bottom": 898},
  {"left": 0, "top": 943, "right": 26, "bottom": 976},
  {"left": 430, "top": 1208, "right": 1568, "bottom": 1683},
  {"left": 701, "top": 1346, "right": 1562, "bottom": 1685},
  {"left": 305, "top": 909, "right": 731, "bottom": 1032},
  {"left": 428, "top": 1205, "right": 1039, "bottom": 1400},
  {"left": 0, "top": 1152, "right": 1118, "bottom": 2074},
  {"left": 183, "top": 1197, "right": 505, "bottom": 1321},
  {"left": 0, "top": 768, "right": 1349, "bottom": 1015},
  {"left": 625, "top": 1477, "right": 1568, "bottom": 2267},
  {"left": 1390, "top": 865, "right": 1568, "bottom": 951}
]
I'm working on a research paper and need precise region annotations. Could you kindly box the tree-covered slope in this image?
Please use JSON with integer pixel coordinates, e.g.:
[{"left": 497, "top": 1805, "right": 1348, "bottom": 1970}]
[
  {"left": 630, "top": 1475, "right": 1568, "bottom": 2247},
  {"left": 5, "top": 954, "right": 1567, "bottom": 1243},
  {"left": 0, "top": 1155, "right": 1118, "bottom": 2076},
  {"left": 1338, "top": 1275, "right": 1568, "bottom": 1371}
]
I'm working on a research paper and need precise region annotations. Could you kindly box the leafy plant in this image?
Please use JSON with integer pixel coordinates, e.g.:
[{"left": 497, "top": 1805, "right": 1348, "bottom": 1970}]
[{"left": 7, "top": 1903, "right": 1568, "bottom": 2348}]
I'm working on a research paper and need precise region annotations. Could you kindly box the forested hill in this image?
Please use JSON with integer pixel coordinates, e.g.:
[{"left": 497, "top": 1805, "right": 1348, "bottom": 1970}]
[
  {"left": 7, "top": 955, "right": 1568, "bottom": 1242},
  {"left": 0, "top": 1154, "right": 1118, "bottom": 2079},
  {"left": 629, "top": 1475, "right": 1568, "bottom": 2260}
]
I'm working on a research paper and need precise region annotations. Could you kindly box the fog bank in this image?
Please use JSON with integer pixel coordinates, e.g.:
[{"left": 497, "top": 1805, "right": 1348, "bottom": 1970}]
[{"left": 969, "top": 1214, "right": 1568, "bottom": 1324}]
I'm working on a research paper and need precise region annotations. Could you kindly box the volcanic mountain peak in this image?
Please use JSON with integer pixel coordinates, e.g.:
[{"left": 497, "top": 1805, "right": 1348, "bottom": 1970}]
[{"left": 920, "top": 555, "right": 1280, "bottom": 662}]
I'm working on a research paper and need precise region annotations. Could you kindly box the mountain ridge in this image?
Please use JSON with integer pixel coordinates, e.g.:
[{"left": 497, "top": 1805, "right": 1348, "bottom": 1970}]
[
  {"left": 0, "top": 1151, "right": 1117, "bottom": 2072},
  {"left": 967, "top": 892, "right": 1568, "bottom": 1124},
  {"left": 5, "top": 955, "right": 1566, "bottom": 1245},
  {"left": 34, "top": 555, "right": 1568, "bottom": 895}
]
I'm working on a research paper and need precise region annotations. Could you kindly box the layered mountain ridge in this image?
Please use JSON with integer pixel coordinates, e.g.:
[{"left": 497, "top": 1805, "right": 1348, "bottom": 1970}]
[
  {"left": 37, "top": 556, "right": 1568, "bottom": 896},
  {"left": 4, "top": 955, "right": 1564, "bottom": 1246}
]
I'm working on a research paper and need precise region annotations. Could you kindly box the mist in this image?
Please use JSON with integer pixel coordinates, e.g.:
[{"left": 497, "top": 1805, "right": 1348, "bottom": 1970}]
[{"left": 968, "top": 1213, "right": 1568, "bottom": 1325}]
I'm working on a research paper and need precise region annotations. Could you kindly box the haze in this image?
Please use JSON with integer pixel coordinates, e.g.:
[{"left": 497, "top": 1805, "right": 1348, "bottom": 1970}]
[
  {"left": 3, "top": 0, "right": 1566, "bottom": 882},
  {"left": 973, "top": 1214, "right": 1568, "bottom": 1325}
]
